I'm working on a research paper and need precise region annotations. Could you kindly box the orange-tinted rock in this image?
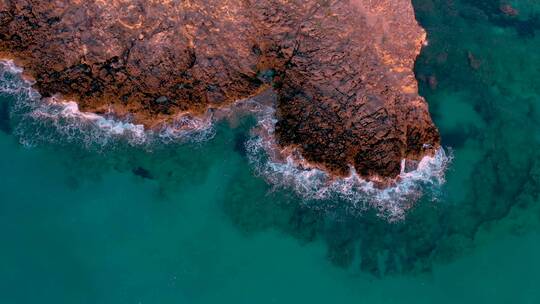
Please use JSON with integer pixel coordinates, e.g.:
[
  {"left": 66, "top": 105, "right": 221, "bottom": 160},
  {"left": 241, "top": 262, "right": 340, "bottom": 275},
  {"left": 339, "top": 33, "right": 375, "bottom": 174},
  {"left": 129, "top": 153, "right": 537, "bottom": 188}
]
[{"left": 0, "top": 0, "right": 440, "bottom": 181}]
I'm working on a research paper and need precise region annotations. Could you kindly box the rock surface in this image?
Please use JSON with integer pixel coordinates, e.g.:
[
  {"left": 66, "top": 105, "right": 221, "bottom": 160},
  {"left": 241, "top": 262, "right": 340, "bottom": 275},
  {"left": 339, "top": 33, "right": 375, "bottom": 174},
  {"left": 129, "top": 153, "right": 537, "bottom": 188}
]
[{"left": 0, "top": 0, "right": 440, "bottom": 181}]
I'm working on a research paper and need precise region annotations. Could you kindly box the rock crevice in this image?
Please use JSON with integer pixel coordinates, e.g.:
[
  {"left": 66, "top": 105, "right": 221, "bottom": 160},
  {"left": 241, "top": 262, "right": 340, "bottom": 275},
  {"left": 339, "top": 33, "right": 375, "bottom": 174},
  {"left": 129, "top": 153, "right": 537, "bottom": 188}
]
[{"left": 0, "top": 0, "right": 440, "bottom": 182}]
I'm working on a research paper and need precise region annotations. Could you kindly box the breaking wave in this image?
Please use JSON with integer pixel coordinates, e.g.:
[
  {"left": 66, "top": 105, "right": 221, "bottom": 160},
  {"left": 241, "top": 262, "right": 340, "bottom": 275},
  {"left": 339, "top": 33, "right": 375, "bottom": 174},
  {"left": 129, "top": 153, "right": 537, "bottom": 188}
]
[
  {"left": 245, "top": 102, "right": 451, "bottom": 222},
  {"left": 0, "top": 59, "right": 450, "bottom": 220},
  {"left": 0, "top": 60, "right": 214, "bottom": 149}
]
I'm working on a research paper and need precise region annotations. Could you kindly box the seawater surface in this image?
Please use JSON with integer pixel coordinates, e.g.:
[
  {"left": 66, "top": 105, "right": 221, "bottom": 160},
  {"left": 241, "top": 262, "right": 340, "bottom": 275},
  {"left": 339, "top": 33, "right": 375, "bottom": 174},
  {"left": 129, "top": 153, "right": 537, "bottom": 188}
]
[{"left": 2, "top": 0, "right": 540, "bottom": 303}]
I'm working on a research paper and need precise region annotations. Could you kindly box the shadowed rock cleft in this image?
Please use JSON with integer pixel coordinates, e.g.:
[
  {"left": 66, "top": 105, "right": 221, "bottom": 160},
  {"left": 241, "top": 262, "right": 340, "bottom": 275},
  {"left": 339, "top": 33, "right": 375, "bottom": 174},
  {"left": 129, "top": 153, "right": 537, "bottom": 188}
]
[{"left": 0, "top": 0, "right": 440, "bottom": 183}]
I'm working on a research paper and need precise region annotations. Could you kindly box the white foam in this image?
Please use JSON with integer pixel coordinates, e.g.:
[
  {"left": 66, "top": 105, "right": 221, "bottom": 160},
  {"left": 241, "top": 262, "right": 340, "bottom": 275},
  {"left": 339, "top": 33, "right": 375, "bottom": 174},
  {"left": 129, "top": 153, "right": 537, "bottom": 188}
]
[
  {"left": 24, "top": 98, "right": 147, "bottom": 147},
  {"left": 245, "top": 102, "right": 451, "bottom": 221},
  {"left": 1, "top": 59, "right": 450, "bottom": 219},
  {"left": 0, "top": 60, "right": 214, "bottom": 147},
  {"left": 157, "top": 113, "right": 215, "bottom": 144}
]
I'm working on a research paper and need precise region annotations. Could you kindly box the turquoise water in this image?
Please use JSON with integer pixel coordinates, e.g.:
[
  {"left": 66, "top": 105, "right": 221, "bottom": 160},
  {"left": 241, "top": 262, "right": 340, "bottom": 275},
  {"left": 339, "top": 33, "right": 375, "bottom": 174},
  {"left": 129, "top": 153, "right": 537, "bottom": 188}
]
[
  {"left": 1, "top": 121, "right": 540, "bottom": 304},
  {"left": 2, "top": 0, "right": 540, "bottom": 302}
]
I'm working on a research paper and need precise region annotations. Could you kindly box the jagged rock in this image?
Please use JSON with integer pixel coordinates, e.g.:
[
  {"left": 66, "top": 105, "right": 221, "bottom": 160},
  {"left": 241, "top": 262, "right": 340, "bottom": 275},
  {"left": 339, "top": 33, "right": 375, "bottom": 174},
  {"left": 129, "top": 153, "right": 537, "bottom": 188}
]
[{"left": 0, "top": 0, "right": 440, "bottom": 181}]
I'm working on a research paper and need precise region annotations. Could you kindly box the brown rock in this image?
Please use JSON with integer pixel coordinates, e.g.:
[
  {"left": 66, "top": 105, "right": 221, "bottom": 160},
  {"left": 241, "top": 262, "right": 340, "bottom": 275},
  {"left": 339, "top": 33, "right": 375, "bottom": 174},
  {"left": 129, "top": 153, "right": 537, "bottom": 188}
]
[
  {"left": 0, "top": 0, "right": 440, "bottom": 182},
  {"left": 500, "top": 4, "right": 519, "bottom": 17}
]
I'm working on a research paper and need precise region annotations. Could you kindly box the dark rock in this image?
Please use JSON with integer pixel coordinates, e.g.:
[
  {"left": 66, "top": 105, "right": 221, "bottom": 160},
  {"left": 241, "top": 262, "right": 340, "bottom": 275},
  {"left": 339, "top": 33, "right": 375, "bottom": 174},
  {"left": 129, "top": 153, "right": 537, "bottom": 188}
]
[
  {"left": 0, "top": 101, "right": 11, "bottom": 134},
  {"left": 132, "top": 166, "right": 154, "bottom": 180},
  {"left": 0, "top": 0, "right": 440, "bottom": 182}
]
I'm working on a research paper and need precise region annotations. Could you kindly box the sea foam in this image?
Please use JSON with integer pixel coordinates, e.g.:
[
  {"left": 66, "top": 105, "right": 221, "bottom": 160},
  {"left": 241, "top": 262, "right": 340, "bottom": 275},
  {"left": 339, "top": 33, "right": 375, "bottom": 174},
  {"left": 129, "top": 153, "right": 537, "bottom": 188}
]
[
  {"left": 0, "top": 60, "right": 214, "bottom": 148},
  {"left": 245, "top": 101, "right": 451, "bottom": 221},
  {"left": 0, "top": 59, "right": 450, "bottom": 220}
]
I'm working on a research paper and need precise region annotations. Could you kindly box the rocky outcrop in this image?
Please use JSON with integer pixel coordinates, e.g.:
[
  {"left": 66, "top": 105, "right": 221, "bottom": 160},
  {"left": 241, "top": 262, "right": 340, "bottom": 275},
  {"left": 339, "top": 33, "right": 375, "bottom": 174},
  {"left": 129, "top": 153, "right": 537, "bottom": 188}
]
[{"left": 0, "top": 0, "right": 440, "bottom": 182}]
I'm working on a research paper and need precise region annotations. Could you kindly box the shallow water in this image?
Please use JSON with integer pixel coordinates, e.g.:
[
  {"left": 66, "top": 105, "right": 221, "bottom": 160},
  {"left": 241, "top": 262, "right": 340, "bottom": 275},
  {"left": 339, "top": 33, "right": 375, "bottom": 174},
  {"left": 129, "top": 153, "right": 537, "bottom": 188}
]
[{"left": 2, "top": 0, "right": 540, "bottom": 302}]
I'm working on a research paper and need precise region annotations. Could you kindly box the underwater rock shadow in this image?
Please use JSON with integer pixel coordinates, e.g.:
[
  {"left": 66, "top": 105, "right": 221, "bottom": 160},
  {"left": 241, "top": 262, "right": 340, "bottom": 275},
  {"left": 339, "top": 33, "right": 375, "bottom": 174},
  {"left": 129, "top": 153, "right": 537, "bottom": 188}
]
[
  {"left": 0, "top": 98, "right": 11, "bottom": 134},
  {"left": 219, "top": 156, "right": 455, "bottom": 276},
  {"left": 218, "top": 0, "right": 540, "bottom": 277}
]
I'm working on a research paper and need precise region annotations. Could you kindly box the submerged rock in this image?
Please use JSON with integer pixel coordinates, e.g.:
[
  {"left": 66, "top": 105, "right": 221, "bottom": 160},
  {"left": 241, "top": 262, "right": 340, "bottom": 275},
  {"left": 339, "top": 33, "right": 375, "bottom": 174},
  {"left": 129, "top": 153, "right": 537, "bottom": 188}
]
[
  {"left": 132, "top": 166, "right": 154, "bottom": 180},
  {"left": 0, "top": 100, "right": 11, "bottom": 134},
  {"left": 0, "top": 0, "right": 440, "bottom": 183}
]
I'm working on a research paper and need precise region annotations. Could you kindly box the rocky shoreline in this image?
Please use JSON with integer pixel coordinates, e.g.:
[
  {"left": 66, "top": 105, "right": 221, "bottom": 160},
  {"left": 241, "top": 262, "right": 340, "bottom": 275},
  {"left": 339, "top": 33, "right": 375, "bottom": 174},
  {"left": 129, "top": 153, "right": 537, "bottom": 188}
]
[{"left": 0, "top": 0, "right": 440, "bottom": 183}]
